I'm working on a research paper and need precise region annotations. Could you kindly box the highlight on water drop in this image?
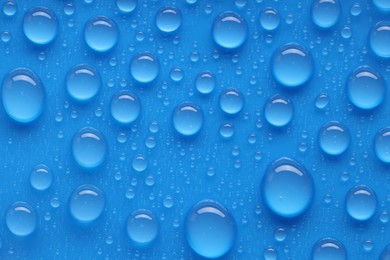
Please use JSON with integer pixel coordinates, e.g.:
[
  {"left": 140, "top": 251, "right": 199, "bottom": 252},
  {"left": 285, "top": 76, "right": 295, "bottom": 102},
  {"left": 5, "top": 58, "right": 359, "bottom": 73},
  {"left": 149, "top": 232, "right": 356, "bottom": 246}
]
[
  {"left": 264, "top": 94, "right": 294, "bottom": 127},
  {"left": 312, "top": 237, "right": 347, "bottom": 260},
  {"left": 6, "top": 201, "right": 37, "bottom": 237},
  {"left": 219, "top": 88, "right": 244, "bottom": 115},
  {"left": 130, "top": 52, "right": 160, "bottom": 84},
  {"left": 84, "top": 16, "right": 118, "bottom": 52},
  {"left": 23, "top": 6, "right": 58, "bottom": 45},
  {"left": 213, "top": 11, "right": 247, "bottom": 50},
  {"left": 66, "top": 64, "right": 101, "bottom": 102},
  {"left": 345, "top": 185, "right": 377, "bottom": 221},
  {"left": 318, "top": 121, "right": 350, "bottom": 156},
  {"left": 127, "top": 209, "right": 159, "bottom": 247},
  {"left": 110, "top": 91, "right": 141, "bottom": 125},
  {"left": 172, "top": 102, "right": 203, "bottom": 136},
  {"left": 155, "top": 6, "right": 182, "bottom": 33}
]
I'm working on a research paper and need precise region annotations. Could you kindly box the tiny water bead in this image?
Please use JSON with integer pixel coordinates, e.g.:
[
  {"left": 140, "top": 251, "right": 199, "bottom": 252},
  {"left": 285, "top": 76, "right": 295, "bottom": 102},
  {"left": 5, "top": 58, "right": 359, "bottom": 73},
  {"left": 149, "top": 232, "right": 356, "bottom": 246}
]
[
  {"left": 72, "top": 127, "right": 107, "bottom": 168},
  {"left": 261, "top": 157, "right": 314, "bottom": 218},
  {"left": 116, "top": 0, "right": 137, "bottom": 13},
  {"left": 30, "top": 164, "right": 52, "bottom": 191},
  {"left": 318, "top": 121, "right": 350, "bottom": 156},
  {"left": 375, "top": 127, "right": 390, "bottom": 163},
  {"left": 66, "top": 64, "right": 101, "bottom": 102},
  {"left": 6, "top": 201, "right": 37, "bottom": 237},
  {"left": 110, "top": 91, "right": 141, "bottom": 124},
  {"left": 172, "top": 102, "right": 203, "bottom": 136},
  {"left": 69, "top": 185, "right": 105, "bottom": 224},
  {"left": 2, "top": 68, "right": 45, "bottom": 123},
  {"left": 23, "top": 6, "right": 58, "bottom": 45},
  {"left": 271, "top": 43, "right": 313, "bottom": 87},
  {"left": 369, "top": 22, "right": 390, "bottom": 58},
  {"left": 260, "top": 8, "right": 280, "bottom": 31},
  {"left": 264, "top": 94, "right": 294, "bottom": 127},
  {"left": 3, "top": 1, "right": 17, "bottom": 16},
  {"left": 155, "top": 7, "right": 182, "bottom": 33},
  {"left": 312, "top": 238, "right": 347, "bottom": 260},
  {"left": 219, "top": 88, "right": 244, "bottom": 115},
  {"left": 311, "top": 0, "right": 341, "bottom": 29},
  {"left": 195, "top": 71, "right": 215, "bottom": 94},
  {"left": 213, "top": 12, "right": 247, "bottom": 49},
  {"left": 84, "top": 16, "right": 118, "bottom": 52},
  {"left": 347, "top": 66, "right": 386, "bottom": 110},
  {"left": 130, "top": 52, "right": 160, "bottom": 83},
  {"left": 373, "top": 0, "right": 390, "bottom": 12},
  {"left": 127, "top": 210, "right": 159, "bottom": 247},
  {"left": 185, "top": 200, "right": 236, "bottom": 259},
  {"left": 346, "top": 185, "right": 377, "bottom": 221}
]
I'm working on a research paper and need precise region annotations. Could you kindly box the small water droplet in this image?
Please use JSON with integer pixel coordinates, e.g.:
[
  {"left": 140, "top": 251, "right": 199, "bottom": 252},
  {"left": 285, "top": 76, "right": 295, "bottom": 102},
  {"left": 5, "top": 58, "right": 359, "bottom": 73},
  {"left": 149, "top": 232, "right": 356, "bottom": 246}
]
[
  {"left": 370, "top": 21, "right": 390, "bottom": 58},
  {"left": 127, "top": 209, "right": 159, "bottom": 247},
  {"left": 30, "top": 164, "right": 52, "bottom": 191},
  {"left": 219, "top": 88, "right": 244, "bottom": 115},
  {"left": 66, "top": 64, "right": 101, "bottom": 102},
  {"left": 156, "top": 6, "right": 182, "bottom": 33},
  {"left": 213, "top": 12, "right": 247, "bottom": 49},
  {"left": 84, "top": 16, "right": 118, "bottom": 52},
  {"left": 110, "top": 91, "right": 141, "bottom": 125},
  {"left": 195, "top": 71, "right": 215, "bottom": 95},
  {"left": 346, "top": 185, "right": 377, "bottom": 221},
  {"left": 170, "top": 68, "right": 184, "bottom": 82},
  {"left": 6, "top": 201, "right": 37, "bottom": 237},
  {"left": 132, "top": 155, "right": 147, "bottom": 172},
  {"left": 274, "top": 228, "right": 287, "bottom": 242},
  {"left": 311, "top": 0, "right": 341, "bottom": 29},
  {"left": 374, "top": 126, "right": 390, "bottom": 163},
  {"left": 312, "top": 238, "right": 347, "bottom": 260},
  {"left": 116, "top": 0, "right": 136, "bottom": 13},
  {"left": 130, "top": 52, "right": 160, "bottom": 83},
  {"left": 315, "top": 94, "right": 329, "bottom": 109},
  {"left": 172, "top": 102, "right": 203, "bottom": 136},
  {"left": 264, "top": 94, "right": 293, "bottom": 127},
  {"left": 260, "top": 8, "right": 280, "bottom": 31},
  {"left": 318, "top": 121, "right": 350, "bottom": 156},
  {"left": 23, "top": 6, "right": 58, "bottom": 45},
  {"left": 264, "top": 246, "right": 278, "bottom": 260},
  {"left": 3, "top": 1, "right": 16, "bottom": 16}
]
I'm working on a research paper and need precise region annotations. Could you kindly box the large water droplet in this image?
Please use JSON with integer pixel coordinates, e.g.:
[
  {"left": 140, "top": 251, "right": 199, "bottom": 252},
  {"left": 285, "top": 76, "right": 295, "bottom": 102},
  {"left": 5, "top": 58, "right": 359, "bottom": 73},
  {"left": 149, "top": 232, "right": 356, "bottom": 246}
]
[
  {"left": 271, "top": 43, "right": 313, "bottom": 87},
  {"left": 156, "top": 6, "right": 182, "bottom": 33},
  {"left": 264, "top": 94, "right": 293, "bottom": 127},
  {"left": 260, "top": 8, "right": 280, "bottom": 31},
  {"left": 213, "top": 12, "right": 247, "bottom": 49},
  {"left": 195, "top": 71, "right": 215, "bottom": 95},
  {"left": 6, "top": 201, "right": 37, "bottom": 237},
  {"left": 23, "top": 6, "right": 58, "bottom": 45},
  {"left": 185, "top": 200, "right": 236, "bottom": 259},
  {"left": 127, "top": 209, "right": 159, "bottom": 247},
  {"left": 72, "top": 127, "right": 107, "bottom": 168},
  {"left": 130, "top": 52, "right": 160, "bottom": 83},
  {"left": 172, "top": 102, "right": 203, "bottom": 136},
  {"left": 66, "top": 64, "right": 101, "bottom": 102},
  {"left": 110, "top": 91, "right": 141, "bottom": 125},
  {"left": 261, "top": 157, "right": 314, "bottom": 218},
  {"left": 69, "top": 184, "right": 105, "bottom": 224},
  {"left": 116, "top": 0, "right": 136, "bottom": 13},
  {"left": 219, "top": 88, "right": 244, "bottom": 115},
  {"left": 84, "top": 16, "right": 118, "bottom": 52},
  {"left": 30, "top": 164, "right": 52, "bottom": 191},
  {"left": 346, "top": 185, "right": 377, "bottom": 221},
  {"left": 318, "top": 121, "right": 350, "bottom": 156},
  {"left": 2, "top": 68, "right": 45, "bottom": 123},
  {"left": 373, "top": 0, "right": 390, "bottom": 12},
  {"left": 311, "top": 0, "right": 341, "bottom": 29},
  {"left": 374, "top": 126, "right": 390, "bottom": 163},
  {"left": 312, "top": 238, "right": 347, "bottom": 260},
  {"left": 370, "top": 22, "right": 390, "bottom": 58}
]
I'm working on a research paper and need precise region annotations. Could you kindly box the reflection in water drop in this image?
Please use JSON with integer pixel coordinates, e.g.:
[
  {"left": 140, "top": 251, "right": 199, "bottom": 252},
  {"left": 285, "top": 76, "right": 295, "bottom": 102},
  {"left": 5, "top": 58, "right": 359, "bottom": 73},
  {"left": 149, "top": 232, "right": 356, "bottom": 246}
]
[
  {"left": 219, "top": 88, "right": 244, "bottom": 115},
  {"left": 127, "top": 209, "right": 159, "bottom": 247},
  {"left": 213, "top": 12, "right": 247, "bottom": 49},
  {"left": 66, "top": 64, "right": 101, "bottom": 102},
  {"left": 173, "top": 102, "right": 203, "bottom": 136},
  {"left": 312, "top": 238, "right": 347, "bottom": 260},
  {"left": 318, "top": 121, "right": 350, "bottom": 156},
  {"left": 130, "top": 52, "right": 160, "bottom": 83},
  {"left": 346, "top": 185, "right": 377, "bottom": 221},
  {"left": 6, "top": 201, "right": 37, "bottom": 237},
  {"left": 23, "top": 6, "right": 58, "bottom": 45},
  {"left": 156, "top": 6, "right": 182, "bottom": 33},
  {"left": 84, "top": 16, "right": 118, "bottom": 52}
]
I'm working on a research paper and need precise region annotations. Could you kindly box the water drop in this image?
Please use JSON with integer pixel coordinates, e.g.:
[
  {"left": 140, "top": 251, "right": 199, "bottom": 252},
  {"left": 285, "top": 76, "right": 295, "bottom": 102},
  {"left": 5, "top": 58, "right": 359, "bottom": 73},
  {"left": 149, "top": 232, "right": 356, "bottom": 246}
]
[
  {"left": 6, "top": 202, "right": 37, "bottom": 237},
  {"left": 318, "top": 121, "right": 350, "bottom": 156},
  {"left": 311, "top": 0, "right": 341, "bottom": 29},
  {"left": 172, "top": 102, "right": 203, "bottom": 136},
  {"left": 64, "top": 3, "right": 74, "bottom": 16},
  {"left": 116, "top": 0, "right": 136, "bottom": 13},
  {"left": 213, "top": 12, "right": 247, "bottom": 49},
  {"left": 370, "top": 22, "right": 390, "bottom": 58},
  {"left": 195, "top": 71, "right": 215, "bottom": 95},
  {"left": 110, "top": 91, "right": 141, "bottom": 125},
  {"left": 130, "top": 52, "right": 160, "bottom": 83},
  {"left": 30, "top": 164, "right": 52, "bottom": 191},
  {"left": 346, "top": 185, "right": 377, "bottom": 221},
  {"left": 185, "top": 200, "right": 236, "bottom": 259},
  {"left": 261, "top": 157, "right": 314, "bottom": 218},
  {"left": 72, "top": 127, "right": 107, "bottom": 168},
  {"left": 260, "top": 8, "right": 280, "bottom": 31},
  {"left": 264, "top": 246, "right": 277, "bottom": 260},
  {"left": 220, "top": 123, "right": 234, "bottom": 139},
  {"left": 2, "top": 68, "right": 45, "bottom": 123},
  {"left": 69, "top": 185, "right": 105, "bottom": 224},
  {"left": 84, "top": 16, "right": 118, "bottom": 52},
  {"left": 351, "top": 3, "right": 361, "bottom": 16},
  {"left": 347, "top": 66, "right": 385, "bottom": 110},
  {"left": 374, "top": 127, "right": 390, "bottom": 163},
  {"left": 127, "top": 209, "right": 159, "bottom": 247},
  {"left": 219, "top": 88, "right": 244, "bottom": 115},
  {"left": 312, "top": 238, "right": 347, "bottom": 260},
  {"left": 3, "top": 1, "right": 16, "bottom": 16},
  {"left": 373, "top": 0, "right": 390, "bottom": 12},
  {"left": 274, "top": 228, "right": 287, "bottom": 242},
  {"left": 132, "top": 155, "right": 147, "bottom": 172},
  {"left": 163, "top": 195, "right": 174, "bottom": 208},
  {"left": 170, "top": 68, "right": 184, "bottom": 82},
  {"left": 264, "top": 94, "right": 293, "bottom": 127},
  {"left": 271, "top": 43, "right": 313, "bottom": 87},
  {"left": 156, "top": 6, "right": 182, "bottom": 33},
  {"left": 315, "top": 94, "right": 329, "bottom": 109},
  {"left": 66, "top": 64, "right": 101, "bottom": 102},
  {"left": 23, "top": 6, "right": 58, "bottom": 45}
]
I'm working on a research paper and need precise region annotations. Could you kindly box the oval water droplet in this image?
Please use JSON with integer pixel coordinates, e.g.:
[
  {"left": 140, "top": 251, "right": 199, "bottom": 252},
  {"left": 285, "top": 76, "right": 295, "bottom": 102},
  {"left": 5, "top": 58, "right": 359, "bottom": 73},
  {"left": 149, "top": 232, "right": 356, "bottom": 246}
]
[
  {"left": 72, "top": 127, "right": 107, "bottom": 168},
  {"left": 219, "top": 88, "right": 244, "bottom": 115},
  {"left": 172, "top": 102, "right": 203, "bottom": 136},
  {"left": 6, "top": 201, "right": 37, "bottom": 237},
  {"left": 66, "top": 64, "right": 101, "bottom": 102},
  {"left": 260, "top": 8, "right": 280, "bottom": 31},
  {"left": 69, "top": 184, "right": 105, "bottom": 224},
  {"left": 220, "top": 123, "right": 234, "bottom": 139},
  {"left": 374, "top": 126, "right": 390, "bottom": 163},
  {"left": 213, "top": 12, "right": 247, "bottom": 49},
  {"left": 130, "top": 52, "right": 160, "bottom": 84},
  {"left": 264, "top": 94, "right": 293, "bottom": 127},
  {"left": 195, "top": 71, "right": 215, "bottom": 95},
  {"left": 3, "top": 1, "right": 17, "bottom": 16},
  {"left": 116, "top": 0, "right": 136, "bottom": 13},
  {"left": 84, "top": 16, "right": 118, "bottom": 52},
  {"left": 346, "top": 185, "right": 377, "bottom": 221},
  {"left": 156, "top": 6, "right": 182, "bottom": 33},
  {"left": 132, "top": 155, "right": 147, "bottom": 172},
  {"left": 315, "top": 94, "right": 329, "bottom": 109},
  {"left": 347, "top": 66, "right": 385, "bottom": 110},
  {"left": 2, "top": 68, "right": 45, "bottom": 123},
  {"left": 370, "top": 22, "right": 390, "bottom": 58},
  {"left": 30, "top": 164, "right": 52, "bottom": 191},
  {"left": 271, "top": 43, "right": 313, "bottom": 87},
  {"left": 318, "top": 121, "right": 350, "bottom": 156},
  {"left": 261, "top": 157, "right": 314, "bottom": 218},
  {"left": 312, "top": 238, "right": 347, "bottom": 260},
  {"left": 311, "top": 0, "right": 341, "bottom": 29},
  {"left": 110, "top": 91, "right": 141, "bottom": 125},
  {"left": 127, "top": 209, "right": 159, "bottom": 247},
  {"left": 23, "top": 6, "right": 58, "bottom": 45},
  {"left": 185, "top": 200, "right": 236, "bottom": 259}
]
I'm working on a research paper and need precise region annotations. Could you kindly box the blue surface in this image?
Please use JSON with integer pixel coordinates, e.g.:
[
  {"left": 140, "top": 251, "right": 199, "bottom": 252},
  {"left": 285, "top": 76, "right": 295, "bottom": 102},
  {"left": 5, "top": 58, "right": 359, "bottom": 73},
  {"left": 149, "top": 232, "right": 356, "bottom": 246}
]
[{"left": 1, "top": 0, "right": 390, "bottom": 259}]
